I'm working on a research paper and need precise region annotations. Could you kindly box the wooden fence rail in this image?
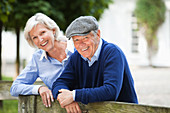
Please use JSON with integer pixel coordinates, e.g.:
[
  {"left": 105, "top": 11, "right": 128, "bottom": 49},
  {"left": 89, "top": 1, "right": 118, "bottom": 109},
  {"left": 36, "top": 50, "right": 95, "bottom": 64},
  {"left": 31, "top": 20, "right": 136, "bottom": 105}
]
[
  {"left": 0, "top": 81, "right": 17, "bottom": 100},
  {"left": 18, "top": 95, "right": 170, "bottom": 113},
  {"left": 1, "top": 81, "right": 170, "bottom": 113},
  {"left": 0, "top": 81, "right": 43, "bottom": 100}
]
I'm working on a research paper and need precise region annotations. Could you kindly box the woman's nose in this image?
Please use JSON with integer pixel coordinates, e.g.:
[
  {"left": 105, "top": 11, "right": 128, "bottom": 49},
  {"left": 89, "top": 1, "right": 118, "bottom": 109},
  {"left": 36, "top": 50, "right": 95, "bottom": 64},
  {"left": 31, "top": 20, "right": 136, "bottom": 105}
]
[{"left": 38, "top": 36, "right": 44, "bottom": 42}]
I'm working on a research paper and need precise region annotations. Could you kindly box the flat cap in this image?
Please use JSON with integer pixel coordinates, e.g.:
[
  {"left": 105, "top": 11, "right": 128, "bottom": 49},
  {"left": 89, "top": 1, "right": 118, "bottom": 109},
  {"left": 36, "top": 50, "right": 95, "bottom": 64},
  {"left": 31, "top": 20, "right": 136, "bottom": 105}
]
[{"left": 65, "top": 16, "right": 99, "bottom": 39}]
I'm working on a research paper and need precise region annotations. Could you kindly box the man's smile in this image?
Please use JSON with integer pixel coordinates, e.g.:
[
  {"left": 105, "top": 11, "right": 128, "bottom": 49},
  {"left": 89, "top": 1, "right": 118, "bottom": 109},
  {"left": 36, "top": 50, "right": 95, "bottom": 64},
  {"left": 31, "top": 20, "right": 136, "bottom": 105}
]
[{"left": 81, "top": 47, "right": 89, "bottom": 52}]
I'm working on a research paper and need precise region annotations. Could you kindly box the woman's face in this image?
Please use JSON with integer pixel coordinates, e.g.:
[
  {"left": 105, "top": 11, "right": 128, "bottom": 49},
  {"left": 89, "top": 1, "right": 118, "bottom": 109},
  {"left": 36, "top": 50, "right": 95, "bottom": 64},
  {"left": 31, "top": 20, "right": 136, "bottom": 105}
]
[{"left": 29, "top": 24, "right": 55, "bottom": 52}]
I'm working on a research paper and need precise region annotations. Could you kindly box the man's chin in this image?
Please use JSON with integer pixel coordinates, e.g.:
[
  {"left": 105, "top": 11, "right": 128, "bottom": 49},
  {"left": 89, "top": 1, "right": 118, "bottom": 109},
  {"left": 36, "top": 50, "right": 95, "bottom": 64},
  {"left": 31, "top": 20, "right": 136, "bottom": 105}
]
[{"left": 81, "top": 54, "right": 87, "bottom": 58}]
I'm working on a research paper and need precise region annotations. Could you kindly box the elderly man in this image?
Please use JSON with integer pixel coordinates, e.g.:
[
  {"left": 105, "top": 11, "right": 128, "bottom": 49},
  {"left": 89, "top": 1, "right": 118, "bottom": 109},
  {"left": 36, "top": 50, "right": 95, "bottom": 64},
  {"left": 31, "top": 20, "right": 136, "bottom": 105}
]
[{"left": 52, "top": 16, "right": 138, "bottom": 109}]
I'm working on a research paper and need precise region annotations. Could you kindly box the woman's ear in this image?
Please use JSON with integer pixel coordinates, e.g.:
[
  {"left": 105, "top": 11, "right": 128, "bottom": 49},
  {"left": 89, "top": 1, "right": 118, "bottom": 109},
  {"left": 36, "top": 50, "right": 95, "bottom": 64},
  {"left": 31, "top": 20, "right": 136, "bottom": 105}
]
[
  {"left": 53, "top": 29, "right": 56, "bottom": 35},
  {"left": 52, "top": 29, "right": 57, "bottom": 38}
]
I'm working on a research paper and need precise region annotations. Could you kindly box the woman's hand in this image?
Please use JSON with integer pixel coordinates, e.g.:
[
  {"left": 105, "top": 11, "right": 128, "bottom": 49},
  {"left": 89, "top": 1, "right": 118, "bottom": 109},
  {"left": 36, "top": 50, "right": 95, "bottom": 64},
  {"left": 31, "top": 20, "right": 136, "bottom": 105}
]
[
  {"left": 65, "top": 101, "right": 81, "bottom": 113},
  {"left": 38, "top": 86, "right": 54, "bottom": 107}
]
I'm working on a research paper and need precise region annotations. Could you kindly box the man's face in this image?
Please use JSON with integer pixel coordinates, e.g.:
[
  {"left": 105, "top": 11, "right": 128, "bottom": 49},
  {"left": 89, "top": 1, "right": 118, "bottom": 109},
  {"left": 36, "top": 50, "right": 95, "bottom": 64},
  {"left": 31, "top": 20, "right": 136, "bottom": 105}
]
[{"left": 72, "top": 30, "right": 100, "bottom": 61}]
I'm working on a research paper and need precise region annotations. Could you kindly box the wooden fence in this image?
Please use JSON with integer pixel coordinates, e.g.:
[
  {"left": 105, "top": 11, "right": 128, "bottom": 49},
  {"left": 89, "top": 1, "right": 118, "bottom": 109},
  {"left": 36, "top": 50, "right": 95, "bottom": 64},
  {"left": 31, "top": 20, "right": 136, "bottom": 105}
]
[
  {"left": 18, "top": 95, "right": 170, "bottom": 113},
  {"left": 1, "top": 81, "right": 170, "bottom": 113}
]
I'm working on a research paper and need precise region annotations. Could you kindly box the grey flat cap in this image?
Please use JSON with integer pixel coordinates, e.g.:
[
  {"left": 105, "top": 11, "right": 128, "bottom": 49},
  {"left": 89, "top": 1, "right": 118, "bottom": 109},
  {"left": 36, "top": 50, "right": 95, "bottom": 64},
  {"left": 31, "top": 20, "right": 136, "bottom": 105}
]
[{"left": 65, "top": 16, "right": 99, "bottom": 39}]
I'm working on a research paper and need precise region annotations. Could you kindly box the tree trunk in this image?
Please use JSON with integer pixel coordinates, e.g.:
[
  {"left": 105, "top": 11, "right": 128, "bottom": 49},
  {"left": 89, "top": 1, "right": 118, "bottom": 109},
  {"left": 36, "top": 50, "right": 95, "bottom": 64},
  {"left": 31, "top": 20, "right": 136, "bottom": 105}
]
[
  {"left": 147, "top": 46, "right": 152, "bottom": 66},
  {"left": 14, "top": 27, "right": 20, "bottom": 80},
  {"left": 147, "top": 39, "right": 154, "bottom": 66},
  {"left": 0, "top": 21, "right": 3, "bottom": 109}
]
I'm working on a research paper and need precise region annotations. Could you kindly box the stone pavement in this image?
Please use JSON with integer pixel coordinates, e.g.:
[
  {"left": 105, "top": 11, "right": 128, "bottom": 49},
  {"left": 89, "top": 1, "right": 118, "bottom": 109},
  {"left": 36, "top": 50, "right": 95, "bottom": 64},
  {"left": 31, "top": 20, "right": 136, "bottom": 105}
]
[{"left": 130, "top": 66, "right": 170, "bottom": 108}]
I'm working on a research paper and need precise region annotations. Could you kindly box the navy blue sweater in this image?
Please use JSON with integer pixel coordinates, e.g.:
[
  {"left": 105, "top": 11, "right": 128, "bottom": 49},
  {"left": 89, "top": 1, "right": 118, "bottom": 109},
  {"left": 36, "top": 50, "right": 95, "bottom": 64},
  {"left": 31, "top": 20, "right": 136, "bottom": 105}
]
[{"left": 52, "top": 39, "right": 138, "bottom": 104}]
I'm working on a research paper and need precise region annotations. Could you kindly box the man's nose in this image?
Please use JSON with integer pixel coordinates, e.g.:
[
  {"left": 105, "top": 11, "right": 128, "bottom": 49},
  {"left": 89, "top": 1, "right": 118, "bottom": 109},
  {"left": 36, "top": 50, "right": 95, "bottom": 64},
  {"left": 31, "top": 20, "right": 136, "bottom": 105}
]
[{"left": 79, "top": 41, "right": 86, "bottom": 48}]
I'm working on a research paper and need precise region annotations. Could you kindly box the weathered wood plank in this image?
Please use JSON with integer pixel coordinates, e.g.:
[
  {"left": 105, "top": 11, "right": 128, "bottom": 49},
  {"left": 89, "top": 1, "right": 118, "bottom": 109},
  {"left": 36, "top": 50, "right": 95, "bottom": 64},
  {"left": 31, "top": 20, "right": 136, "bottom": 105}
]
[
  {"left": 0, "top": 81, "right": 17, "bottom": 100},
  {"left": 18, "top": 95, "right": 170, "bottom": 113},
  {"left": 18, "top": 95, "right": 36, "bottom": 113},
  {"left": 0, "top": 81, "right": 44, "bottom": 100},
  {"left": 18, "top": 95, "right": 66, "bottom": 113}
]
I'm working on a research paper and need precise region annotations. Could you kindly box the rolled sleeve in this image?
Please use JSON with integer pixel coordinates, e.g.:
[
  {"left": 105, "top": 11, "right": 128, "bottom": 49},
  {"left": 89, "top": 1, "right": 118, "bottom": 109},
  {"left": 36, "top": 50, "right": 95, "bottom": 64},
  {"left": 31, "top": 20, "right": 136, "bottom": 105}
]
[{"left": 32, "top": 85, "right": 43, "bottom": 95}]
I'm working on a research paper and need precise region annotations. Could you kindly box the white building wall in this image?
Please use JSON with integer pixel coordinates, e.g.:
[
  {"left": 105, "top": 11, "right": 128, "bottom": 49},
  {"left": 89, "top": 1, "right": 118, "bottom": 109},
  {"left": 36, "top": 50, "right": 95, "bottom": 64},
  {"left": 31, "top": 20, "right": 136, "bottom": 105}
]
[
  {"left": 2, "top": 31, "right": 35, "bottom": 62},
  {"left": 99, "top": 0, "right": 170, "bottom": 67},
  {"left": 2, "top": 31, "right": 35, "bottom": 77},
  {"left": 99, "top": 0, "right": 148, "bottom": 66}
]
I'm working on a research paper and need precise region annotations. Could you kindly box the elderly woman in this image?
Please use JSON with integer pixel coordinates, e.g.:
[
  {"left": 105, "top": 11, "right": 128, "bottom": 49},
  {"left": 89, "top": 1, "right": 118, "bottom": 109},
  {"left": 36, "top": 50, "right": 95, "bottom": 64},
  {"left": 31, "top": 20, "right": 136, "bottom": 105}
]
[{"left": 10, "top": 13, "right": 75, "bottom": 110}]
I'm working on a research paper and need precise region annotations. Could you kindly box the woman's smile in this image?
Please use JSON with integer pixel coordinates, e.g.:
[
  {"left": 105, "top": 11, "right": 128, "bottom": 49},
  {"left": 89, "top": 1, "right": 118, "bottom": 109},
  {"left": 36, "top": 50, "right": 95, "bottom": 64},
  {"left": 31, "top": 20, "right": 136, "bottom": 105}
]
[{"left": 40, "top": 41, "right": 48, "bottom": 47}]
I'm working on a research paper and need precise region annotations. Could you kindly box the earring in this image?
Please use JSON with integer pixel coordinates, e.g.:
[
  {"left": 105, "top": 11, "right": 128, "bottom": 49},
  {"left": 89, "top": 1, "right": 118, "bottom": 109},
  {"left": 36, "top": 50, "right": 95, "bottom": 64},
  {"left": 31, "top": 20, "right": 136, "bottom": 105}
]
[{"left": 54, "top": 34, "right": 56, "bottom": 37}]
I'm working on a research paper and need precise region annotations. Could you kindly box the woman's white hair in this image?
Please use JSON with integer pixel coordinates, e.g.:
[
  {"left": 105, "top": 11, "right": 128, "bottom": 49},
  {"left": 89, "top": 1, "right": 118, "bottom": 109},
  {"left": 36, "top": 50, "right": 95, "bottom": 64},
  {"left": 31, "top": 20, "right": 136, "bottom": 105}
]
[{"left": 24, "top": 13, "right": 60, "bottom": 48}]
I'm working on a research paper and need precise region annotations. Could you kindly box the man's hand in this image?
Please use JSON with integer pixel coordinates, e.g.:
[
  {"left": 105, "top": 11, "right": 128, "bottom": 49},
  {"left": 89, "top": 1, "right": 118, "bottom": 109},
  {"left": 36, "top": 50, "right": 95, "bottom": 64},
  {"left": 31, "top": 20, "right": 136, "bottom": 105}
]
[
  {"left": 38, "top": 86, "right": 54, "bottom": 107},
  {"left": 57, "top": 89, "right": 74, "bottom": 108},
  {"left": 65, "top": 102, "right": 81, "bottom": 113}
]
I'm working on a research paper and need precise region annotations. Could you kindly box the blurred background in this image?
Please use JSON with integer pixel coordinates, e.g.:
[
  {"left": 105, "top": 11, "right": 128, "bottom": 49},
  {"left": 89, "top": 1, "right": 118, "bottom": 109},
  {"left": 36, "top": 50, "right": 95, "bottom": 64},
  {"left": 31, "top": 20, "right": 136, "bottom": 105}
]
[{"left": 0, "top": 0, "right": 170, "bottom": 112}]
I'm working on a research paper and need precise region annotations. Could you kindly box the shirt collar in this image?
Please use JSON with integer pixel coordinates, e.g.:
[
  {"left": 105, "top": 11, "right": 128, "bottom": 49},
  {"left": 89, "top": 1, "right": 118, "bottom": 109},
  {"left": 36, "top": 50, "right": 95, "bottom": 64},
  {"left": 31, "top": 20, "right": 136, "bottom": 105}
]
[
  {"left": 81, "top": 38, "right": 103, "bottom": 67},
  {"left": 39, "top": 47, "right": 73, "bottom": 62},
  {"left": 39, "top": 50, "right": 48, "bottom": 61}
]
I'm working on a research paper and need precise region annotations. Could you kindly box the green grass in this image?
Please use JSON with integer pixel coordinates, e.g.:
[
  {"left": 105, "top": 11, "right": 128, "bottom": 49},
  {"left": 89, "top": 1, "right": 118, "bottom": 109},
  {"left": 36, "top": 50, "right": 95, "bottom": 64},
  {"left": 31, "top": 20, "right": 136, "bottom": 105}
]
[
  {"left": 2, "top": 76, "right": 13, "bottom": 81},
  {"left": 0, "top": 100, "right": 18, "bottom": 113},
  {"left": 0, "top": 76, "right": 17, "bottom": 113}
]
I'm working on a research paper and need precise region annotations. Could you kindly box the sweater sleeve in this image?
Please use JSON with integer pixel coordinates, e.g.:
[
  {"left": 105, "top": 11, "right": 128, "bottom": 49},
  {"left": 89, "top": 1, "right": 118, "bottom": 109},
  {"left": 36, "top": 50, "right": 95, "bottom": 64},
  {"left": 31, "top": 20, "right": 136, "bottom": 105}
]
[
  {"left": 52, "top": 55, "right": 75, "bottom": 99},
  {"left": 75, "top": 48, "right": 125, "bottom": 104}
]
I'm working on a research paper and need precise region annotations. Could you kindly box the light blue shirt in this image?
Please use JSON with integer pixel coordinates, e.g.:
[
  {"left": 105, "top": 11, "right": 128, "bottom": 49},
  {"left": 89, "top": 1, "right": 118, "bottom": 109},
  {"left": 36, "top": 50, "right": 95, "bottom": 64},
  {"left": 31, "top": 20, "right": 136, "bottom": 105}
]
[
  {"left": 73, "top": 38, "right": 103, "bottom": 100},
  {"left": 10, "top": 49, "right": 73, "bottom": 97}
]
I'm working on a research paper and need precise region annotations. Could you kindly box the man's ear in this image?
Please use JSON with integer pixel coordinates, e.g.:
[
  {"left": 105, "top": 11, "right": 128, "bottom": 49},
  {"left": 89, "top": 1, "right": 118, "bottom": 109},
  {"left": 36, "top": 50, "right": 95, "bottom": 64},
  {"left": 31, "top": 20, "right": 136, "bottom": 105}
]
[{"left": 97, "top": 29, "right": 101, "bottom": 38}]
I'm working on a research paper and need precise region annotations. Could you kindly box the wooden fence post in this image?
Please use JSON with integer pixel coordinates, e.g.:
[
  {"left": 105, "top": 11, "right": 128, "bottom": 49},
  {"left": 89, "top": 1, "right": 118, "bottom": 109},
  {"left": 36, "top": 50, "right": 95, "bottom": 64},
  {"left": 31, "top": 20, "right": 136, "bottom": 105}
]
[
  {"left": 18, "top": 95, "right": 66, "bottom": 113},
  {"left": 18, "top": 95, "right": 36, "bottom": 113}
]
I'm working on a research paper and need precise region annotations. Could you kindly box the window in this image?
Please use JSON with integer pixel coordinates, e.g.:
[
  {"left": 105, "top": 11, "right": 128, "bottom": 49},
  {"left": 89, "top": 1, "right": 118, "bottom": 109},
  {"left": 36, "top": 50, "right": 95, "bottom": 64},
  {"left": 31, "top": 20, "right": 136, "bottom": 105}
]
[{"left": 131, "top": 13, "right": 139, "bottom": 53}]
